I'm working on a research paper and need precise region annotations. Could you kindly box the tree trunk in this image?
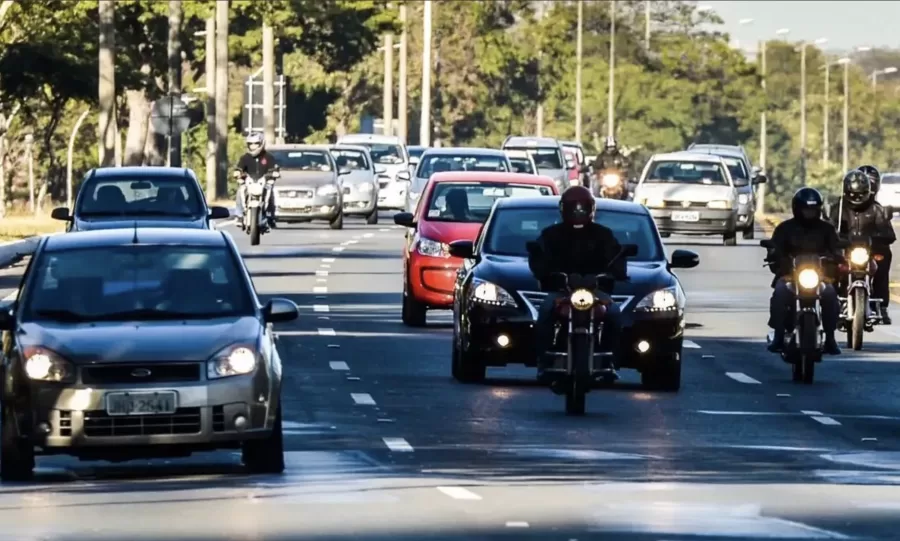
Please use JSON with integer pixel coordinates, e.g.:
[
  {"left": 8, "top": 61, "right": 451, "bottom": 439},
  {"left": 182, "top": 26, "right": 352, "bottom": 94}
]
[
  {"left": 98, "top": 0, "right": 116, "bottom": 167},
  {"left": 123, "top": 89, "right": 151, "bottom": 165}
]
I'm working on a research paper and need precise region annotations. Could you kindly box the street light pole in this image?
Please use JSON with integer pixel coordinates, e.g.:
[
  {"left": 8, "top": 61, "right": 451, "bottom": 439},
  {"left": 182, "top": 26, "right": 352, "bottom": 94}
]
[
  {"left": 398, "top": 2, "right": 408, "bottom": 142},
  {"left": 575, "top": 0, "right": 583, "bottom": 143},
  {"left": 757, "top": 39, "right": 767, "bottom": 215},
  {"left": 382, "top": 33, "right": 394, "bottom": 136},
  {"left": 841, "top": 58, "right": 850, "bottom": 172},
  {"left": 800, "top": 41, "right": 807, "bottom": 183},
  {"left": 419, "top": 0, "right": 432, "bottom": 147},
  {"left": 644, "top": 1, "right": 650, "bottom": 50},
  {"left": 607, "top": 0, "right": 616, "bottom": 139},
  {"left": 823, "top": 61, "right": 830, "bottom": 166}
]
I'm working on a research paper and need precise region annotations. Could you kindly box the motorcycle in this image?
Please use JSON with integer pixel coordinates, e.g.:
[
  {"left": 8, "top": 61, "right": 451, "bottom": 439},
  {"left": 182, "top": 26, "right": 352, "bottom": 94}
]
[
  {"left": 761, "top": 239, "right": 830, "bottom": 384},
  {"left": 594, "top": 168, "right": 628, "bottom": 200},
  {"left": 839, "top": 236, "right": 883, "bottom": 350},
  {"left": 530, "top": 243, "right": 638, "bottom": 415},
  {"left": 240, "top": 166, "right": 279, "bottom": 246}
]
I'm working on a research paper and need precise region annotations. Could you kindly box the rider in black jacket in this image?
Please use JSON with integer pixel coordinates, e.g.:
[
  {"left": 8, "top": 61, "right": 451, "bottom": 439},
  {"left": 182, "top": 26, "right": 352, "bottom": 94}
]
[
  {"left": 767, "top": 187, "right": 843, "bottom": 355},
  {"left": 591, "top": 136, "right": 629, "bottom": 172},
  {"left": 528, "top": 186, "right": 627, "bottom": 379},
  {"left": 858, "top": 165, "right": 894, "bottom": 323},
  {"left": 234, "top": 132, "right": 278, "bottom": 227}
]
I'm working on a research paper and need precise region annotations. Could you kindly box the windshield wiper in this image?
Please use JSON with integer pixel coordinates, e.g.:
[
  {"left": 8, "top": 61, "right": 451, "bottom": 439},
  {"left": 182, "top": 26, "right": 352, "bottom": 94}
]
[
  {"left": 92, "top": 309, "right": 232, "bottom": 321},
  {"left": 33, "top": 309, "right": 90, "bottom": 322}
]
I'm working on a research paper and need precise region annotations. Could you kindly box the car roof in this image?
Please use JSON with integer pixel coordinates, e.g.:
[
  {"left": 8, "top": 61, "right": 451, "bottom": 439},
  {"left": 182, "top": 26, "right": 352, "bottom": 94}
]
[
  {"left": 42, "top": 228, "right": 228, "bottom": 252},
  {"left": 421, "top": 147, "right": 507, "bottom": 157},
  {"left": 689, "top": 143, "right": 745, "bottom": 152},
  {"left": 504, "top": 149, "right": 533, "bottom": 158},
  {"left": 429, "top": 172, "right": 558, "bottom": 187},
  {"left": 503, "top": 136, "right": 560, "bottom": 148},
  {"left": 329, "top": 144, "right": 371, "bottom": 154},
  {"left": 268, "top": 144, "right": 331, "bottom": 152},
  {"left": 337, "top": 134, "right": 403, "bottom": 144},
  {"left": 494, "top": 196, "right": 649, "bottom": 215},
  {"left": 88, "top": 167, "right": 197, "bottom": 180},
  {"left": 686, "top": 146, "right": 745, "bottom": 159},
  {"left": 651, "top": 151, "right": 727, "bottom": 164},
  {"left": 407, "top": 145, "right": 426, "bottom": 150},
  {"left": 560, "top": 140, "right": 582, "bottom": 147}
]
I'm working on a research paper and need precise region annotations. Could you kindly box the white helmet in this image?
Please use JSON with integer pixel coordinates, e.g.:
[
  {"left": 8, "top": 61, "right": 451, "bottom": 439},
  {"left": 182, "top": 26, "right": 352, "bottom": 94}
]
[
  {"left": 246, "top": 132, "right": 265, "bottom": 157},
  {"left": 604, "top": 136, "right": 617, "bottom": 151}
]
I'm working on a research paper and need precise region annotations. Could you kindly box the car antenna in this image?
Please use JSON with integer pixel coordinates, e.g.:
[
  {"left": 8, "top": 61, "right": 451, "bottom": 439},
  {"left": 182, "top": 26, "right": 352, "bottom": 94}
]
[{"left": 132, "top": 221, "right": 139, "bottom": 244}]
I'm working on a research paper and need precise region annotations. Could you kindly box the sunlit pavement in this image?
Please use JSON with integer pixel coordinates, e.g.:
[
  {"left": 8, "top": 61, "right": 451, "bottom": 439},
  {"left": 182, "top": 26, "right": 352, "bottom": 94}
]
[{"left": 0, "top": 218, "right": 899, "bottom": 539}]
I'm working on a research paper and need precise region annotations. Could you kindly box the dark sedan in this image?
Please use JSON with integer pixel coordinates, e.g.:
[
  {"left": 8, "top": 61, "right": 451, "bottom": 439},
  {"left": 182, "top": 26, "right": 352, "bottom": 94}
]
[
  {"left": 449, "top": 197, "right": 699, "bottom": 391},
  {"left": 51, "top": 167, "right": 230, "bottom": 231},
  {"left": 0, "top": 228, "right": 298, "bottom": 480}
]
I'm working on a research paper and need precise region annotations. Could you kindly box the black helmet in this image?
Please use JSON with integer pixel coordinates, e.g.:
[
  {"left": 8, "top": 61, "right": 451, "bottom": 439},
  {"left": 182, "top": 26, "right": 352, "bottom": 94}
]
[
  {"left": 559, "top": 185, "right": 595, "bottom": 228},
  {"left": 843, "top": 170, "right": 872, "bottom": 207},
  {"left": 857, "top": 165, "right": 881, "bottom": 194},
  {"left": 791, "top": 187, "right": 824, "bottom": 223}
]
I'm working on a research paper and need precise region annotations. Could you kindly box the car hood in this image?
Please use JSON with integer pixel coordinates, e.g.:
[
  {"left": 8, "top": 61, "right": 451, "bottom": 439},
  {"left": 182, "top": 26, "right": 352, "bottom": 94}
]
[
  {"left": 474, "top": 255, "right": 675, "bottom": 300},
  {"left": 74, "top": 216, "right": 208, "bottom": 231},
  {"left": 377, "top": 163, "right": 409, "bottom": 181},
  {"left": 418, "top": 220, "right": 483, "bottom": 245},
  {"left": 636, "top": 182, "right": 735, "bottom": 202},
  {"left": 16, "top": 316, "right": 261, "bottom": 364},
  {"left": 279, "top": 171, "right": 337, "bottom": 187},
  {"left": 341, "top": 170, "right": 375, "bottom": 185}
]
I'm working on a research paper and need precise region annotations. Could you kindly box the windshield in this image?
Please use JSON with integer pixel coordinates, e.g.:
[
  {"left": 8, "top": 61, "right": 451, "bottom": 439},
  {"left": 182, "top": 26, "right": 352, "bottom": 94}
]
[
  {"left": 76, "top": 176, "right": 204, "bottom": 218},
  {"left": 330, "top": 149, "right": 370, "bottom": 171},
  {"left": 509, "top": 157, "right": 535, "bottom": 174},
  {"left": 720, "top": 157, "right": 748, "bottom": 181},
  {"left": 269, "top": 150, "right": 333, "bottom": 172},
  {"left": 424, "top": 182, "right": 553, "bottom": 223},
  {"left": 484, "top": 208, "right": 662, "bottom": 262},
  {"left": 882, "top": 174, "right": 900, "bottom": 184},
  {"left": 23, "top": 245, "right": 254, "bottom": 323},
  {"left": 362, "top": 144, "right": 405, "bottom": 165},
  {"left": 416, "top": 154, "right": 510, "bottom": 180},
  {"left": 645, "top": 160, "right": 729, "bottom": 186},
  {"left": 506, "top": 147, "right": 563, "bottom": 170},
  {"left": 563, "top": 145, "right": 585, "bottom": 164}
]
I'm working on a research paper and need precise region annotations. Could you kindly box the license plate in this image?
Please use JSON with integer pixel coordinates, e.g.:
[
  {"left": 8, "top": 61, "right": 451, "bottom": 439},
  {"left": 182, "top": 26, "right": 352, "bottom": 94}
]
[
  {"left": 279, "top": 200, "right": 303, "bottom": 209},
  {"left": 671, "top": 211, "right": 700, "bottom": 222},
  {"left": 106, "top": 391, "right": 177, "bottom": 416}
]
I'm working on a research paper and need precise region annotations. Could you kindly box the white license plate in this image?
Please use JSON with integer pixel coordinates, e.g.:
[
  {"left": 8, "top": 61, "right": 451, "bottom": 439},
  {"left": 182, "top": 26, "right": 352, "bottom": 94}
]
[
  {"left": 671, "top": 211, "right": 700, "bottom": 222},
  {"left": 106, "top": 391, "right": 177, "bottom": 416},
  {"left": 279, "top": 200, "right": 304, "bottom": 209}
]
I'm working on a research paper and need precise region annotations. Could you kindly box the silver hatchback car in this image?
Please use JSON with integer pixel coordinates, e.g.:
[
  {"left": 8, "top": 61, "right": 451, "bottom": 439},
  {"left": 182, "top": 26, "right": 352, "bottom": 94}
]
[
  {"left": 268, "top": 144, "right": 350, "bottom": 230},
  {"left": 329, "top": 144, "right": 383, "bottom": 225}
]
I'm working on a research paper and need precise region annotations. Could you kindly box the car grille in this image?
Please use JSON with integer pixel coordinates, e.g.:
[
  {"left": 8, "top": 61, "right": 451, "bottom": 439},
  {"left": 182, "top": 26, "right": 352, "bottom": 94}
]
[
  {"left": 663, "top": 200, "right": 708, "bottom": 209},
  {"left": 83, "top": 408, "right": 202, "bottom": 437},
  {"left": 279, "top": 189, "right": 314, "bottom": 199},
  {"left": 378, "top": 180, "right": 390, "bottom": 190},
  {"left": 81, "top": 363, "right": 202, "bottom": 385},
  {"left": 517, "top": 291, "right": 635, "bottom": 320}
]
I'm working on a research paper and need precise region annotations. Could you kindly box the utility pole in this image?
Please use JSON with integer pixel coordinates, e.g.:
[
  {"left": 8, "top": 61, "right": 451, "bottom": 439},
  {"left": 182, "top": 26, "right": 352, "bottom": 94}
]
[
  {"left": 575, "top": 0, "right": 583, "bottom": 143},
  {"left": 757, "top": 40, "right": 767, "bottom": 215},
  {"left": 398, "top": 2, "right": 408, "bottom": 142},
  {"left": 167, "top": 0, "right": 183, "bottom": 167},
  {"left": 383, "top": 33, "right": 394, "bottom": 136},
  {"left": 262, "top": 22, "right": 276, "bottom": 143},
  {"left": 799, "top": 42, "right": 807, "bottom": 183},
  {"left": 607, "top": 0, "right": 616, "bottom": 138},
  {"left": 842, "top": 59, "right": 850, "bottom": 172},
  {"left": 24, "top": 134, "right": 34, "bottom": 213},
  {"left": 419, "top": 0, "right": 432, "bottom": 147},
  {"left": 644, "top": 1, "right": 650, "bottom": 50},
  {"left": 204, "top": 16, "right": 216, "bottom": 201},
  {"left": 214, "top": 0, "right": 229, "bottom": 199},
  {"left": 98, "top": 0, "right": 116, "bottom": 167},
  {"left": 823, "top": 61, "right": 830, "bottom": 166},
  {"left": 535, "top": 1, "right": 547, "bottom": 137}
]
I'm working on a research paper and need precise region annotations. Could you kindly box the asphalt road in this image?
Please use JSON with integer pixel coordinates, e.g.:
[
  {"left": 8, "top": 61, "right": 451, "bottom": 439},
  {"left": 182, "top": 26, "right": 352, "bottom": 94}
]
[{"left": 0, "top": 215, "right": 899, "bottom": 540}]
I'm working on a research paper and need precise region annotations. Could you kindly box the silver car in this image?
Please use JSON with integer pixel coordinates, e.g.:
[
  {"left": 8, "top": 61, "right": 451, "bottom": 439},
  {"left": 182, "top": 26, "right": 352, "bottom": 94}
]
[
  {"left": 402, "top": 147, "right": 514, "bottom": 213},
  {"left": 503, "top": 149, "right": 538, "bottom": 175},
  {"left": 268, "top": 144, "right": 349, "bottom": 230},
  {"left": 501, "top": 135, "right": 571, "bottom": 193},
  {"left": 336, "top": 134, "right": 410, "bottom": 211},
  {"left": 329, "top": 144, "right": 382, "bottom": 225}
]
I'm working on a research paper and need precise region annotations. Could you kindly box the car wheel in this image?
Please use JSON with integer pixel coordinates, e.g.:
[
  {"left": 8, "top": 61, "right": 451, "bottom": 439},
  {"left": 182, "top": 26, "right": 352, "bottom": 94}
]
[
  {"left": 641, "top": 353, "right": 682, "bottom": 392},
  {"left": 451, "top": 339, "right": 463, "bottom": 380},
  {"left": 401, "top": 279, "right": 427, "bottom": 327},
  {"left": 366, "top": 208, "right": 379, "bottom": 225},
  {"left": 742, "top": 224, "right": 755, "bottom": 240},
  {"left": 329, "top": 210, "right": 344, "bottom": 230},
  {"left": 1, "top": 404, "right": 34, "bottom": 481},
  {"left": 456, "top": 342, "right": 486, "bottom": 384},
  {"left": 723, "top": 232, "right": 737, "bottom": 246},
  {"left": 241, "top": 404, "right": 285, "bottom": 474},
  {"left": 660, "top": 232, "right": 671, "bottom": 239}
]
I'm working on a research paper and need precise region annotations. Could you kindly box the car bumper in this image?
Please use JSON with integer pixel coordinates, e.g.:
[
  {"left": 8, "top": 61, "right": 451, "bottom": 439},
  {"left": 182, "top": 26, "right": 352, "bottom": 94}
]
[
  {"left": 28, "top": 373, "right": 277, "bottom": 451},
  {"left": 408, "top": 254, "right": 461, "bottom": 307},
  {"left": 274, "top": 193, "right": 341, "bottom": 221},
  {"left": 648, "top": 208, "right": 736, "bottom": 234},
  {"left": 342, "top": 191, "right": 376, "bottom": 215},
  {"left": 377, "top": 180, "right": 407, "bottom": 210}
]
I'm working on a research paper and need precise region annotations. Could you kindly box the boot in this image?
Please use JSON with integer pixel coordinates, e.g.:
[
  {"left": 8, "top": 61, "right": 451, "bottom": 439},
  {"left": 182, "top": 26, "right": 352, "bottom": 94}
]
[
  {"left": 882, "top": 306, "right": 892, "bottom": 325},
  {"left": 823, "top": 332, "right": 841, "bottom": 355},
  {"left": 767, "top": 330, "right": 785, "bottom": 353}
]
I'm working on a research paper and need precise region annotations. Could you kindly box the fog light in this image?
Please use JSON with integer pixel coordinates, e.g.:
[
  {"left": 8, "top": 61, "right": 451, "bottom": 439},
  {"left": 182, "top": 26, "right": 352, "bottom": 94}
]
[
  {"left": 496, "top": 334, "right": 510, "bottom": 347},
  {"left": 36, "top": 422, "right": 51, "bottom": 435},
  {"left": 233, "top": 415, "right": 248, "bottom": 432},
  {"left": 636, "top": 340, "right": 650, "bottom": 353}
]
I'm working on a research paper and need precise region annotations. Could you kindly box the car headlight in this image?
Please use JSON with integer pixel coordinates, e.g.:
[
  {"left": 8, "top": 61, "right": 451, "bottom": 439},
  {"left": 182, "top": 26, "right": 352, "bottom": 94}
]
[
  {"left": 469, "top": 278, "right": 517, "bottom": 308},
  {"left": 208, "top": 345, "right": 258, "bottom": 379},
  {"left": 358, "top": 183, "right": 374, "bottom": 193},
  {"left": 738, "top": 193, "right": 750, "bottom": 204},
  {"left": 708, "top": 200, "right": 733, "bottom": 209},
  {"left": 639, "top": 197, "right": 665, "bottom": 208},
  {"left": 797, "top": 268, "right": 820, "bottom": 290},
  {"left": 601, "top": 174, "right": 621, "bottom": 188},
  {"left": 570, "top": 289, "right": 595, "bottom": 311},
  {"left": 850, "top": 247, "right": 869, "bottom": 266},
  {"left": 416, "top": 235, "right": 449, "bottom": 258},
  {"left": 635, "top": 285, "right": 683, "bottom": 312},
  {"left": 23, "top": 347, "right": 74, "bottom": 382},
  {"left": 317, "top": 184, "right": 338, "bottom": 196}
]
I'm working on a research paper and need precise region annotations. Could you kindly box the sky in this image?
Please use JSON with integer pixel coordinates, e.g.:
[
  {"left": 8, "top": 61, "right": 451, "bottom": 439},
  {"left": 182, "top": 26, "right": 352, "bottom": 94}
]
[{"left": 701, "top": 1, "right": 900, "bottom": 53}]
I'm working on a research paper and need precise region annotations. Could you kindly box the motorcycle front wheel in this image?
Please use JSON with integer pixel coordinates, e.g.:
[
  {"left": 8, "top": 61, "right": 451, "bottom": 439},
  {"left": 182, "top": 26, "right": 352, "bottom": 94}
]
[
  {"left": 850, "top": 288, "right": 866, "bottom": 350},
  {"left": 249, "top": 207, "right": 261, "bottom": 246},
  {"left": 564, "top": 329, "right": 591, "bottom": 416}
]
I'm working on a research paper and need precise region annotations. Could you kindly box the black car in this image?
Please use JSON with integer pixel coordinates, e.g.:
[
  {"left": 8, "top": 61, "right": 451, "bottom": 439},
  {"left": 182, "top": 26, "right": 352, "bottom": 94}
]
[
  {"left": 51, "top": 167, "right": 230, "bottom": 231},
  {"left": 0, "top": 227, "right": 299, "bottom": 480},
  {"left": 448, "top": 196, "right": 699, "bottom": 390}
]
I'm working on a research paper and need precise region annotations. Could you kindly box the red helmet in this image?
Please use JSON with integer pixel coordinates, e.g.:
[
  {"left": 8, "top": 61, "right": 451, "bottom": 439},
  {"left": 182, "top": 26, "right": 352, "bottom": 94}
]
[{"left": 559, "top": 185, "right": 595, "bottom": 227}]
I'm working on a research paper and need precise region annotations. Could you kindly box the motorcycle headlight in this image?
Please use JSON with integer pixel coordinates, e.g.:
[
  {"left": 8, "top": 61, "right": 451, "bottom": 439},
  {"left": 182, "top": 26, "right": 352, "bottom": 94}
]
[
  {"left": 850, "top": 247, "right": 869, "bottom": 266},
  {"left": 635, "top": 285, "right": 683, "bottom": 312},
  {"left": 570, "top": 289, "right": 595, "bottom": 311},
  {"left": 416, "top": 235, "right": 449, "bottom": 258},
  {"left": 708, "top": 200, "right": 732, "bottom": 209},
  {"left": 317, "top": 184, "right": 338, "bottom": 196},
  {"left": 469, "top": 278, "right": 517, "bottom": 308},
  {"left": 208, "top": 345, "right": 258, "bottom": 379},
  {"left": 797, "top": 268, "right": 820, "bottom": 290},
  {"left": 358, "top": 183, "right": 374, "bottom": 193},
  {"left": 246, "top": 183, "right": 265, "bottom": 196},
  {"left": 738, "top": 193, "right": 750, "bottom": 204},
  {"left": 601, "top": 174, "right": 621, "bottom": 188},
  {"left": 23, "top": 347, "right": 74, "bottom": 382}
]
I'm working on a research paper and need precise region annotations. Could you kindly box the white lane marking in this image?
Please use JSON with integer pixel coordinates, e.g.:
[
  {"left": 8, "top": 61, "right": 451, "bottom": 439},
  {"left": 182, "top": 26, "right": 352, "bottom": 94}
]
[
  {"left": 346, "top": 239, "right": 358, "bottom": 245},
  {"left": 332, "top": 246, "right": 345, "bottom": 252},
  {"left": 363, "top": 233, "right": 374, "bottom": 238},
  {"left": 505, "top": 522, "right": 529, "bottom": 528},
  {"left": 313, "top": 305, "right": 330, "bottom": 313},
  {"left": 321, "top": 264, "right": 331, "bottom": 268},
  {"left": 801, "top": 410, "right": 823, "bottom": 416},
  {"left": 329, "top": 361, "right": 349, "bottom": 371},
  {"left": 683, "top": 340, "right": 701, "bottom": 349},
  {"left": 698, "top": 410, "right": 900, "bottom": 421},
  {"left": 317, "top": 328, "right": 336, "bottom": 336},
  {"left": 379, "top": 228, "right": 389, "bottom": 232},
  {"left": 318, "top": 316, "right": 330, "bottom": 320},
  {"left": 1, "top": 291, "right": 17, "bottom": 302},
  {"left": 811, "top": 416, "right": 842, "bottom": 426},
  {"left": 317, "top": 278, "right": 327, "bottom": 283},
  {"left": 383, "top": 437, "right": 414, "bottom": 452},
  {"left": 323, "top": 258, "right": 336, "bottom": 263},
  {"left": 351, "top": 393, "right": 375, "bottom": 405},
  {"left": 313, "top": 286, "right": 328, "bottom": 293},
  {"left": 726, "top": 372, "right": 761, "bottom": 385},
  {"left": 437, "top": 486, "right": 482, "bottom": 500},
  {"left": 777, "top": 393, "right": 791, "bottom": 397},
  {"left": 347, "top": 376, "right": 361, "bottom": 381},
  {"left": 316, "top": 270, "right": 329, "bottom": 276},
  {"left": 341, "top": 240, "right": 353, "bottom": 246}
]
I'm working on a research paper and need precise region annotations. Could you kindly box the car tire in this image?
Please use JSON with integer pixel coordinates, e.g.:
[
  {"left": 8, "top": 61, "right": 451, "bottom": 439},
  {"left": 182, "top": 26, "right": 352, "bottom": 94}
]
[
  {"left": 723, "top": 232, "right": 737, "bottom": 246},
  {"left": 329, "top": 210, "right": 344, "bottom": 230},
  {"left": 454, "top": 341, "right": 485, "bottom": 384},
  {"left": 401, "top": 288, "right": 427, "bottom": 327},
  {"left": 366, "top": 208, "right": 378, "bottom": 225},
  {"left": 742, "top": 224, "right": 755, "bottom": 240},
  {"left": 1, "top": 405, "right": 34, "bottom": 481},
  {"left": 241, "top": 405, "right": 285, "bottom": 474},
  {"left": 641, "top": 353, "right": 682, "bottom": 392}
]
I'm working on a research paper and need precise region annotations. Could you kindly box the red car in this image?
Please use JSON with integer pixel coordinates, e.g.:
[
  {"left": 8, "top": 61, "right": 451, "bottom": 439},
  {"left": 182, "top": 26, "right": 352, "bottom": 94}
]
[{"left": 393, "top": 172, "right": 559, "bottom": 326}]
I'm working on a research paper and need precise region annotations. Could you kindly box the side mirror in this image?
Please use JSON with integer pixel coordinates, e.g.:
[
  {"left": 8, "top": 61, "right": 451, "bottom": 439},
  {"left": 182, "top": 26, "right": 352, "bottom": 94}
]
[
  {"left": 759, "top": 239, "right": 774, "bottom": 249},
  {"left": 580, "top": 165, "right": 591, "bottom": 174},
  {"left": 0, "top": 307, "right": 15, "bottom": 331},
  {"left": 754, "top": 174, "right": 768, "bottom": 184},
  {"left": 622, "top": 243, "right": 639, "bottom": 257},
  {"left": 670, "top": 249, "right": 699, "bottom": 269},
  {"left": 338, "top": 168, "right": 351, "bottom": 176},
  {"left": 51, "top": 207, "right": 71, "bottom": 221},
  {"left": 448, "top": 239, "right": 474, "bottom": 259},
  {"left": 393, "top": 212, "right": 415, "bottom": 227},
  {"left": 396, "top": 171, "right": 411, "bottom": 182},
  {"left": 208, "top": 206, "right": 230, "bottom": 219},
  {"left": 263, "top": 298, "right": 299, "bottom": 324},
  {"left": 565, "top": 159, "right": 576, "bottom": 170},
  {"left": 374, "top": 165, "right": 387, "bottom": 174}
]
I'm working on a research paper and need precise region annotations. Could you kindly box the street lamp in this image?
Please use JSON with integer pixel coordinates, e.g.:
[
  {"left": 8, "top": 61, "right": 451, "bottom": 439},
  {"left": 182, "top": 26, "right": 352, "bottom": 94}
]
[
  {"left": 755, "top": 28, "right": 789, "bottom": 215},
  {"left": 838, "top": 57, "right": 851, "bottom": 172}
]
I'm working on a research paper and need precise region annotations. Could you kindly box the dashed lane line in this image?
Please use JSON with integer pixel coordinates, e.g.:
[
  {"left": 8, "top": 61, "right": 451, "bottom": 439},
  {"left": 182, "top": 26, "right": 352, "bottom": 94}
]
[
  {"left": 726, "top": 372, "right": 761, "bottom": 384},
  {"left": 351, "top": 393, "right": 376, "bottom": 405},
  {"left": 683, "top": 340, "right": 701, "bottom": 349},
  {"left": 505, "top": 522, "right": 530, "bottom": 528},
  {"left": 316, "top": 270, "right": 329, "bottom": 276},
  {"left": 313, "top": 305, "right": 330, "bottom": 313},
  {"left": 332, "top": 246, "right": 345, "bottom": 252},
  {"left": 379, "top": 228, "right": 389, "bottom": 232},
  {"left": 329, "top": 361, "right": 349, "bottom": 371},
  {"left": 437, "top": 487, "right": 483, "bottom": 501},
  {"left": 802, "top": 410, "right": 842, "bottom": 426},
  {"left": 383, "top": 437, "right": 414, "bottom": 452},
  {"left": 323, "top": 258, "right": 336, "bottom": 263},
  {"left": 363, "top": 233, "right": 374, "bottom": 238},
  {"left": 313, "top": 286, "right": 328, "bottom": 293},
  {"left": 317, "top": 328, "right": 336, "bottom": 336}
]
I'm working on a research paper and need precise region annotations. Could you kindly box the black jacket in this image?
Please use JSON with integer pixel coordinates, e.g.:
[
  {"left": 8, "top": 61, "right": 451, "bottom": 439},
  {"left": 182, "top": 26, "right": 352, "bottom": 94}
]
[
  {"left": 827, "top": 198, "right": 895, "bottom": 252},
  {"left": 768, "top": 217, "right": 844, "bottom": 282},
  {"left": 528, "top": 222, "right": 627, "bottom": 292},
  {"left": 235, "top": 151, "right": 277, "bottom": 179},
  {"left": 592, "top": 150, "right": 628, "bottom": 172}
]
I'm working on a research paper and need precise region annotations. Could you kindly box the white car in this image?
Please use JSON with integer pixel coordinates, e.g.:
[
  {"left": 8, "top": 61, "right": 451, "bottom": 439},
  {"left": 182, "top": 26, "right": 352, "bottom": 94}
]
[
  {"left": 503, "top": 149, "right": 538, "bottom": 175},
  {"left": 876, "top": 172, "right": 900, "bottom": 214},
  {"left": 336, "top": 134, "right": 410, "bottom": 211}
]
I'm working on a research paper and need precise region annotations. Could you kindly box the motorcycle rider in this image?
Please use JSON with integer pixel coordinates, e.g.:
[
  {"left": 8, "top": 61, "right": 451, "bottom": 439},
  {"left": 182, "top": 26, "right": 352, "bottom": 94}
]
[
  {"left": 829, "top": 168, "right": 896, "bottom": 324},
  {"left": 528, "top": 186, "right": 627, "bottom": 379},
  {"left": 234, "top": 132, "right": 278, "bottom": 228},
  {"left": 592, "top": 136, "right": 628, "bottom": 172},
  {"left": 767, "top": 187, "right": 843, "bottom": 355}
]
